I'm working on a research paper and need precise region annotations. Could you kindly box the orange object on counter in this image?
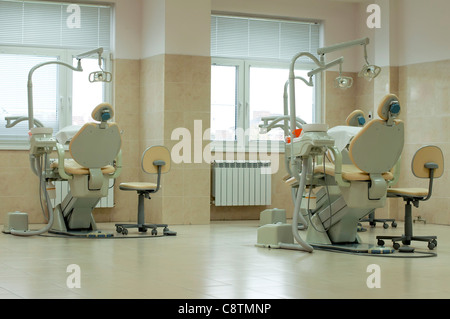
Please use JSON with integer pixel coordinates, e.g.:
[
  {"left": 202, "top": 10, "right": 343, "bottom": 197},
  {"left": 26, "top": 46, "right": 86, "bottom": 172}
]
[{"left": 285, "top": 128, "right": 303, "bottom": 143}]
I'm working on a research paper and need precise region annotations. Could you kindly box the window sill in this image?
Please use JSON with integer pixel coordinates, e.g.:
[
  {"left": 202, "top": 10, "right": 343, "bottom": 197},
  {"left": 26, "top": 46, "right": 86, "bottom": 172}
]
[
  {"left": 0, "top": 140, "right": 30, "bottom": 151},
  {"left": 210, "top": 141, "right": 285, "bottom": 153}
]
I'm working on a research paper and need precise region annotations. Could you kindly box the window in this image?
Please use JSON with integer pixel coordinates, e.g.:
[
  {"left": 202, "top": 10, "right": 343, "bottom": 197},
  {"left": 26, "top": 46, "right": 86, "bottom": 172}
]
[
  {"left": 210, "top": 15, "right": 321, "bottom": 152},
  {"left": 0, "top": 0, "right": 112, "bottom": 149}
]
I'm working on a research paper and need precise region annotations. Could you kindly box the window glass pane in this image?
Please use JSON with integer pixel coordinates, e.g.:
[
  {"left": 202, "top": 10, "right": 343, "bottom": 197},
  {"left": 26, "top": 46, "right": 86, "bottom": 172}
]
[
  {"left": 210, "top": 65, "right": 237, "bottom": 141},
  {"left": 249, "top": 66, "right": 313, "bottom": 141},
  {"left": 0, "top": 53, "right": 58, "bottom": 139},
  {"left": 72, "top": 58, "right": 104, "bottom": 125}
]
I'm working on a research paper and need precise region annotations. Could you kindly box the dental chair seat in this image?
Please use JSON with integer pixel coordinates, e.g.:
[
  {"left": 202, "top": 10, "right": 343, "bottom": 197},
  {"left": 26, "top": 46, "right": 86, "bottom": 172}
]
[
  {"left": 314, "top": 163, "right": 394, "bottom": 181},
  {"left": 50, "top": 159, "right": 115, "bottom": 175},
  {"left": 119, "top": 182, "right": 158, "bottom": 191}
]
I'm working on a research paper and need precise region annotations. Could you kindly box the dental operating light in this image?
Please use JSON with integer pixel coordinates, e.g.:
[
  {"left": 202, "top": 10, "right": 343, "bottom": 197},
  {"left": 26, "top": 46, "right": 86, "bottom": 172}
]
[
  {"left": 334, "top": 63, "right": 353, "bottom": 89},
  {"left": 358, "top": 42, "right": 381, "bottom": 81},
  {"left": 317, "top": 37, "right": 381, "bottom": 88},
  {"left": 76, "top": 47, "right": 112, "bottom": 83}
]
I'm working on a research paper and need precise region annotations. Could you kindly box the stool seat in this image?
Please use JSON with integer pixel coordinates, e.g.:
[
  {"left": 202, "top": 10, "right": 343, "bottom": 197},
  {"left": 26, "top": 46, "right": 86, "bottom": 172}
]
[{"left": 119, "top": 182, "right": 158, "bottom": 191}]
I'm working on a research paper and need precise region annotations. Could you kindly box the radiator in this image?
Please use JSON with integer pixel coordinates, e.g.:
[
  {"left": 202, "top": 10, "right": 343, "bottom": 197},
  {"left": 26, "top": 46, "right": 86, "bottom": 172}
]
[
  {"left": 212, "top": 160, "right": 271, "bottom": 206},
  {"left": 51, "top": 180, "right": 115, "bottom": 208}
]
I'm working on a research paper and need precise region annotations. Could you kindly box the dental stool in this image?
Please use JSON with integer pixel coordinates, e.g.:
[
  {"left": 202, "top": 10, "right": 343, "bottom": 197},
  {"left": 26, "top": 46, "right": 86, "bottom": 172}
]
[
  {"left": 115, "top": 145, "right": 176, "bottom": 236},
  {"left": 376, "top": 145, "right": 443, "bottom": 251}
]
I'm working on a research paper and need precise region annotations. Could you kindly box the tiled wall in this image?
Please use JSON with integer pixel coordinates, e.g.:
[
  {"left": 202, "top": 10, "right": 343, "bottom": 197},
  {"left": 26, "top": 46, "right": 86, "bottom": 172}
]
[
  {"left": 395, "top": 60, "right": 450, "bottom": 224},
  {"left": 140, "top": 54, "right": 211, "bottom": 225},
  {"left": 0, "top": 150, "right": 42, "bottom": 224}
]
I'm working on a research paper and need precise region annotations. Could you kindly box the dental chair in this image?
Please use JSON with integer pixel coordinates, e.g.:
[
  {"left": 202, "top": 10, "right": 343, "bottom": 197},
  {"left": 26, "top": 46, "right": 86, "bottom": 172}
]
[
  {"left": 376, "top": 145, "right": 443, "bottom": 251},
  {"left": 305, "top": 94, "right": 404, "bottom": 248},
  {"left": 49, "top": 103, "right": 122, "bottom": 235},
  {"left": 115, "top": 145, "right": 176, "bottom": 236},
  {"left": 257, "top": 94, "right": 404, "bottom": 253},
  {"left": 344, "top": 110, "right": 398, "bottom": 230}
]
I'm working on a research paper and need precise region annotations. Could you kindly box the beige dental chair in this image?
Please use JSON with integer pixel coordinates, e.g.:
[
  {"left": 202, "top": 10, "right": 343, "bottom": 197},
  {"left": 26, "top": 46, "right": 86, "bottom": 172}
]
[
  {"left": 345, "top": 110, "right": 398, "bottom": 229},
  {"left": 115, "top": 145, "right": 176, "bottom": 236},
  {"left": 315, "top": 94, "right": 404, "bottom": 203},
  {"left": 301, "top": 94, "right": 404, "bottom": 246},
  {"left": 376, "top": 145, "right": 443, "bottom": 251},
  {"left": 50, "top": 103, "right": 122, "bottom": 233}
]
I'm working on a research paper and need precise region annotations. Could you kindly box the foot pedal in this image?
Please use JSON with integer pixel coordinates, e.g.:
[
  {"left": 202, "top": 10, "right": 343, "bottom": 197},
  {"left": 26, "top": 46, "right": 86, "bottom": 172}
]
[
  {"left": 368, "top": 246, "right": 395, "bottom": 254},
  {"left": 399, "top": 246, "right": 415, "bottom": 253},
  {"left": 86, "top": 232, "right": 114, "bottom": 238},
  {"left": 164, "top": 229, "right": 177, "bottom": 236}
]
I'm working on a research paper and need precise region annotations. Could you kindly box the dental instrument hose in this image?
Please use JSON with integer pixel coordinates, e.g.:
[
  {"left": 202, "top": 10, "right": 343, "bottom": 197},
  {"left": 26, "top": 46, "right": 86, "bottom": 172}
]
[
  {"left": 281, "top": 157, "right": 314, "bottom": 253},
  {"left": 11, "top": 155, "right": 54, "bottom": 236}
]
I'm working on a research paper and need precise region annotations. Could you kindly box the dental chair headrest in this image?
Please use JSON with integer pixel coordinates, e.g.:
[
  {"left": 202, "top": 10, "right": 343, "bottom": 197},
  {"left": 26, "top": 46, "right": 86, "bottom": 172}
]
[
  {"left": 92, "top": 103, "right": 114, "bottom": 122},
  {"left": 346, "top": 110, "right": 366, "bottom": 127},
  {"left": 377, "top": 94, "right": 401, "bottom": 121}
]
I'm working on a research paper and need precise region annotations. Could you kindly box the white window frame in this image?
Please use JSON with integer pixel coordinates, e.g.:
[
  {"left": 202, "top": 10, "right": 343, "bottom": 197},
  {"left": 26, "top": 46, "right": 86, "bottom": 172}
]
[
  {"left": 211, "top": 57, "right": 322, "bottom": 153},
  {"left": 0, "top": 45, "right": 112, "bottom": 150}
]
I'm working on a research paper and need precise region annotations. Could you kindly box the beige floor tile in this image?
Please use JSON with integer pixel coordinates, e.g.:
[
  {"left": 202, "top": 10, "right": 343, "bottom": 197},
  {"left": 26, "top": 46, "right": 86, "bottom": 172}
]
[{"left": 0, "top": 220, "right": 449, "bottom": 300}]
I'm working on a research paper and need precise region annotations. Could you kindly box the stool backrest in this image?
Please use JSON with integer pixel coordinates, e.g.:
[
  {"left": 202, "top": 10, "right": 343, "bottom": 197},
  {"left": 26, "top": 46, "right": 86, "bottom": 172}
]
[
  {"left": 142, "top": 145, "right": 171, "bottom": 174},
  {"left": 412, "top": 145, "right": 444, "bottom": 179}
]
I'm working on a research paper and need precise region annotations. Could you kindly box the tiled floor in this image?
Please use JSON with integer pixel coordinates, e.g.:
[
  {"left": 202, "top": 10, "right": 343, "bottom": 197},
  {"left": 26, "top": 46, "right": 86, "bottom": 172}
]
[{"left": 0, "top": 219, "right": 449, "bottom": 299}]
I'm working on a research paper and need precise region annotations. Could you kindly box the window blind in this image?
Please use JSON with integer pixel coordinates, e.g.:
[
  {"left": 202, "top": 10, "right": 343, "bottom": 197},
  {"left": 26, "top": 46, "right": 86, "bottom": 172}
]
[
  {"left": 211, "top": 15, "right": 320, "bottom": 62},
  {"left": 0, "top": 53, "right": 58, "bottom": 140},
  {"left": 0, "top": 0, "right": 111, "bottom": 49}
]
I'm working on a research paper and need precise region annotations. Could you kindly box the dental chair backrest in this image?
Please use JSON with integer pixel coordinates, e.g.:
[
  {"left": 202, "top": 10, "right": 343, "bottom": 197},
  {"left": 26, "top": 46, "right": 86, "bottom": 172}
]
[
  {"left": 69, "top": 103, "right": 121, "bottom": 169},
  {"left": 348, "top": 94, "right": 404, "bottom": 175}
]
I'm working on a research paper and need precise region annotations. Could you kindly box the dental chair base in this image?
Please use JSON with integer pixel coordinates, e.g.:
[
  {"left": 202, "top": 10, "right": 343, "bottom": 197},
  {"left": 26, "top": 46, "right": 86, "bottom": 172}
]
[
  {"left": 47, "top": 168, "right": 114, "bottom": 235},
  {"left": 256, "top": 222, "right": 395, "bottom": 254}
]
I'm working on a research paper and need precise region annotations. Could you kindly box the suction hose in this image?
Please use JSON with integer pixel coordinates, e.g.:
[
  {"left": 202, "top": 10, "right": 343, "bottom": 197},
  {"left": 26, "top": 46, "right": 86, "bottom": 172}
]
[
  {"left": 11, "top": 157, "right": 54, "bottom": 236},
  {"left": 281, "top": 157, "right": 314, "bottom": 252}
]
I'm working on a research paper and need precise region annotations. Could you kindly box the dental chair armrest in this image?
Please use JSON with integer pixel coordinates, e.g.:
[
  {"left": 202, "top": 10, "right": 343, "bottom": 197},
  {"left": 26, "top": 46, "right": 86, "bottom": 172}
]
[
  {"left": 110, "top": 150, "right": 123, "bottom": 179},
  {"left": 328, "top": 146, "right": 351, "bottom": 187},
  {"left": 386, "top": 156, "right": 402, "bottom": 187},
  {"left": 55, "top": 143, "right": 73, "bottom": 180}
]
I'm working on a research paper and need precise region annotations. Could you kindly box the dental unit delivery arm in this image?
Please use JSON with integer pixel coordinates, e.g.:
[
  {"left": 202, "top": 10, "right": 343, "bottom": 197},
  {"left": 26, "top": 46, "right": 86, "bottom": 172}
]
[
  {"left": 281, "top": 157, "right": 314, "bottom": 252},
  {"left": 27, "top": 60, "right": 83, "bottom": 130}
]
